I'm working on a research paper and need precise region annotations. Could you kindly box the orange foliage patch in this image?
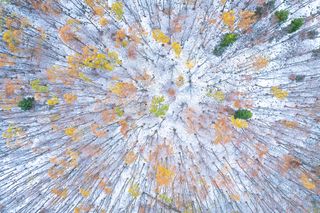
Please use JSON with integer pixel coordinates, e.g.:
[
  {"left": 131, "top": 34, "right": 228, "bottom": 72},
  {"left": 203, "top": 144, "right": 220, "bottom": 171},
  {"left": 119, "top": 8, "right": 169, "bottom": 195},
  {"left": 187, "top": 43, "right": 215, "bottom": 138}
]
[
  {"left": 81, "top": 144, "right": 103, "bottom": 158},
  {"left": 98, "top": 180, "right": 113, "bottom": 194},
  {"left": 280, "top": 120, "right": 299, "bottom": 128},
  {"left": 171, "top": 16, "right": 186, "bottom": 33},
  {"left": 167, "top": 88, "right": 176, "bottom": 97},
  {"left": 233, "top": 99, "right": 253, "bottom": 109},
  {"left": 63, "top": 93, "right": 77, "bottom": 104},
  {"left": 115, "top": 29, "right": 127, "bottom": 48},
  {"left": 0, "top": 54, "right": 15, "bottom": 67},
  {"left": 51, "top": 188, "right": 68, "bottom": 199},
  {"left": 59, "top": 24, "right": 78, "bottom": 43},
  {"left": 148, "top": 143, "right": 174, "bottom": 166},
  {"left": 124, "top": 151, "right": 137, "bottom": 164},
  {"left": 28, "top": 0, "right": 62, "bottom": 15},
  {"left": 253, "top": 56, "right": 269, "bottom": 70},
  {"left": 281, "top": 155, "right": 301, "bottom": 174},
  {"left": 110, "top": 82, "right": 137, "bottom": 97},
  {"left": 214, "top": 118, "right": 233, "bottom": 144},
  {"left": 90, "top": 123, "right": 107, "bottom": 138},
  {"left": 119, "top": 120, "right": 129, "bottom": 136},
  {"left": 128, "top": 43, "right": 137, "bottom": 59},
  {"left": 182, "top": 108, "right": 210, "bottom": 134},
  {"left": 4, "top": 79, "right": 20, "bottom": 97},
  {"left": 255, "top": 143, "right": 269, "bottom": 158},
  {"left": 238, "top": 11, "right": 257, "bottom": 31},
  {"left": 93, "top": 6, "right": 104, "bottom": 16},
  {"left": 48, "top": 167, "right": 65, "bottom": 179},
  {"left": 101, "top": 109, "right": 116, "bottom": 123}
]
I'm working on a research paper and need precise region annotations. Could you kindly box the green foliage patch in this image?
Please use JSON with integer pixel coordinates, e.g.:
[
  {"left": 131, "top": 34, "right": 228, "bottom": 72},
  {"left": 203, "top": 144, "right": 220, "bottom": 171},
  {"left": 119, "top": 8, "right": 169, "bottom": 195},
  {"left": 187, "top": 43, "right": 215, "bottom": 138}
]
[{"left": 150, "top": 96, "right": 169, "bottom": 118}]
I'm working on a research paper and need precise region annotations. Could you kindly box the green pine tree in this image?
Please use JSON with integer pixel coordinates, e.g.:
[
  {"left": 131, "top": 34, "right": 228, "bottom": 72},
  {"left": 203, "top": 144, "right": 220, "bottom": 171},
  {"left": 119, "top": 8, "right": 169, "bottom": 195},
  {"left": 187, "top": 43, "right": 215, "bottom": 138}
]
[
  {"left": 275, "top": 10, "right": 289, "bottom": 22},
  {"left": 288, "top": 18, "right": 304, "bottom": 33},
  {"left": 18, "top": 97, "right": 35, "bottom": 111},
  {"left": 234, "top": 109, "right": 253, "bottom": 120}
]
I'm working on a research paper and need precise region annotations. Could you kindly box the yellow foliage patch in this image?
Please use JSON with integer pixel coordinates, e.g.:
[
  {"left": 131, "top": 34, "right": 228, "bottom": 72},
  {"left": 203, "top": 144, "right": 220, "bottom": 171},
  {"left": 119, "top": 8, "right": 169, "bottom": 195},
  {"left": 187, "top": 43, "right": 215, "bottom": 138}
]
[
  {"left": 79, "top": 188, "right": 90, "bottom": 198},
  {"left": 222, "top": 11, "right": 235, "bottom": 30},
  {"left": 185, "top": 60, "right": 195, "bottom": 69},
  {"left": 65, "top": 127, "right": 76, "bottom": 136},
  {"left": 231, "top": 116, "right": 248, "bottom": 128},
  {"left": 108, "top": 51, "right": 122, "bottom": 65},
  {"left": 47, "top": 97, "right": 59, "bottom": 106},
  {"left": 74, "top": 207, "right": 80, "bottom": 213},
  {"left": 111, "top": 2, "right": 124, "bottom": 20},
  {"left": 2, "top": 124, "right": 23, "bottom": 139},
  {"left": 79, "top": 72, "right": 92, "bottom": 82},
  {"left": 171, "top": 42, "right": 182, "bottom": 57},
  {"left": 128, "top": 183, "right": 140, "bottom": 198},
  {"left": 83, "top": 53, "right": 114, "bottom": 71},
  {"left": 212, "top": 91, "right": 225, "bottom": 101},
  {"left": 152, "top": 29, "right": 170, "bottom": 44},
  {"left": 84, "top": 0, "right": 94, "bottom": 7},
  {"left": 115, "top": 29, "right": 128, "bottom": 47},
  {"left": 271, "top": 86, "right": 288, "bottom": 100},
  {"left": 2, "top": 30, "right": 21, "bottom": 52},
  {"left": 99, "top": 17, "right": 108, "bottom": 26}
]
